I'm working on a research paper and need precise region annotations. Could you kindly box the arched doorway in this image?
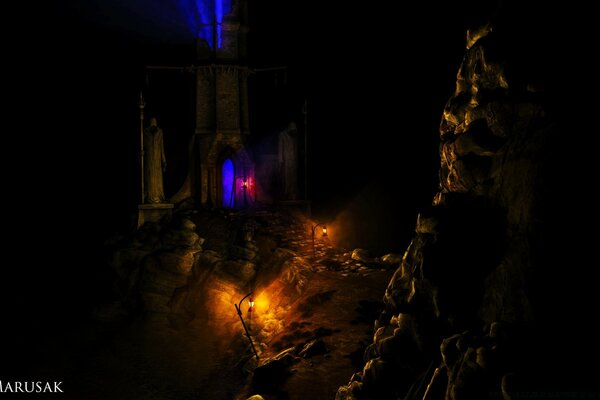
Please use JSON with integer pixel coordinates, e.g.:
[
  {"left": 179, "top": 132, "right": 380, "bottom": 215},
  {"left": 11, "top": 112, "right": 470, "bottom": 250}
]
[{"left": 222, "top": 158, "right": 235, "bottom": 208}]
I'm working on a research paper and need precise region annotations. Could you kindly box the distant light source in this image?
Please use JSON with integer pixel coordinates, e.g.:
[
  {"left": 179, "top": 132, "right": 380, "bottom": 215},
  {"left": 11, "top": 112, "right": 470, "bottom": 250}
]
[
  {"left": 311, "top": 222, "right": 329, "bottom": 259},
  {"left": 176, "top": 0, "right": 232, "bottom": 48},
  {"left": 240, "top": 177, "right": 250, "bottom": 208},
  {"left": 247, "top": 296, "right": 255, "bottom": 332},
  {"left": 235, "top": 292, "right": 259, "bottom": 360}
]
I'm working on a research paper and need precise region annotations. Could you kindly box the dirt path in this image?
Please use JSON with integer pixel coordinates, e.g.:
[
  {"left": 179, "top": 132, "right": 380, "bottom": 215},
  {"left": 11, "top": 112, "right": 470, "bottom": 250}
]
[
  {"left": 270, "top": 270, "right": 393, "bottom": 400},
  {"left": 238, "top": 270, "right": 392, "bottom": 400}
]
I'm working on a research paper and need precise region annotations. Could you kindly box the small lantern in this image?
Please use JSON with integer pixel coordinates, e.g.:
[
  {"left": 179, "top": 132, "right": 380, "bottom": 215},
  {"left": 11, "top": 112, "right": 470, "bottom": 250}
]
[
  {"left": 241, "top": 178, "right": 248, "bottom": 190},
  {"left": 311, "top": 222, "right": 329, "bottom": 258},
  {"left": 248, "top": 297, "right": 255, "bottom": 312}
]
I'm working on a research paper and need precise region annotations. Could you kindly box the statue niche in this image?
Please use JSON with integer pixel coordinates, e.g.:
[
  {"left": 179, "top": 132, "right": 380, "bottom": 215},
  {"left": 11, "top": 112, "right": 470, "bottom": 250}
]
[{"left": 143, "top": 117, "right": 166, "bottom": 204}]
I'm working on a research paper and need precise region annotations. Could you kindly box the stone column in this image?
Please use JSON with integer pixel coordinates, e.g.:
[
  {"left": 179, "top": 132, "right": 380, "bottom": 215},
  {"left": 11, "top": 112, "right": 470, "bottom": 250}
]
[
  {"left": 196, "top": 68, "right": 216, "bottom": 135},
  {"left": 216, "top": 67, "right": 240, "bottom": 135}
]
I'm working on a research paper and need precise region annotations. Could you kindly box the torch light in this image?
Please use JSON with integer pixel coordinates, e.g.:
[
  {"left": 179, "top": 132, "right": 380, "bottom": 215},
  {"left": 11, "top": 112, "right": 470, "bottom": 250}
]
[
  {"left": 311, "top": 223, "right": 328, "bottom": 259},
  {"left": 248, "top": 296, "right": 254, "bottom": 330},
  {"left": 241, "top": 177, "right": 248, "bottom": 207},
  {"left": 234, "top": 292, "right": 259, "bottom": 361}
]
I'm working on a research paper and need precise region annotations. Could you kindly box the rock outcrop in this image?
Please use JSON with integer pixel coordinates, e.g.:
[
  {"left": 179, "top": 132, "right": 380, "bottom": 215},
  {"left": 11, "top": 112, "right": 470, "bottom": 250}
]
[
  {"left": 337, "top": 20, "right": 556, "bottom": 400},
  {"left": 106, "top": 211, "right": 271, "bottom": 328}
]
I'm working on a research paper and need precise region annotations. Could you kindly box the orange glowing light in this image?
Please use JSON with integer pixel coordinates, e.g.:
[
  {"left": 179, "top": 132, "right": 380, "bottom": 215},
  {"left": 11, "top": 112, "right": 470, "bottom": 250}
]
[
  {"left": 253, "top": 291, "right": 271, "bottom": 312},
  {"left": 322, "top": 226, "right": 328, "bottom": 236}
]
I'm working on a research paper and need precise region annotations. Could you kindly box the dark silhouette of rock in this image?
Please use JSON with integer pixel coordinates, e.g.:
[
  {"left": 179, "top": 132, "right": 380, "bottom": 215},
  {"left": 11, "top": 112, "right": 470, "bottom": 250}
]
[
  {"left": 422, "top": 366, "right": 448, "bottom": 400},
  {"left": 252, "top": 347, "right": 299, "bottom": 392},
  {"left": 245, "top": 395, "right": 265, "bottom": 400},
  {"left": 380, "top": 253, "right": 402, "bottom": 266},
  {"left": 298, "top": 338, "right": 328, "bottom": 358},
  {"left": 351, "top": 248, "right": 373, "bottom": 263},
  {"left": 338, "top": 8, "right": 563, "bottom": 397}
]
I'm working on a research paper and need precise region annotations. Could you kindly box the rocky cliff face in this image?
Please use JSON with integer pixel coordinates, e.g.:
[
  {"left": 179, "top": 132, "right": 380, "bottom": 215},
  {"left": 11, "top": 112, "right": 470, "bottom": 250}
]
[{"left": 337, "top": 23, "right": 557, "bottom": 400}]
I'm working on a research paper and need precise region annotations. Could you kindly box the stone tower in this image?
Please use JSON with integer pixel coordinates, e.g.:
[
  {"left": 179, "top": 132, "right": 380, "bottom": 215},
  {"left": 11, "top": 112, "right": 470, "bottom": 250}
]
[{"left": 172, "top": 0, "right": 254, "bottom": 208}]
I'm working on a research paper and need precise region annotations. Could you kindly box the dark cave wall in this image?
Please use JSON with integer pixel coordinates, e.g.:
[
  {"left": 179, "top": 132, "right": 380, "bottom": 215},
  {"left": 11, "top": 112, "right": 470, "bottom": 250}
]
[
  {"left": 436, "top": 23, "right": 547, "bottom": 326},
  {"left": 337, "top": 20, "right": 560, "bottom": 400}
]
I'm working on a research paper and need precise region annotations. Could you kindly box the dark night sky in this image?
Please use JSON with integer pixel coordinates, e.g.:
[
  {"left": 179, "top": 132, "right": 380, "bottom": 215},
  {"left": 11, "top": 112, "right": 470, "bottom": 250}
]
[{"left": 2, "top": 0, "right": 597, "bottom": 372}]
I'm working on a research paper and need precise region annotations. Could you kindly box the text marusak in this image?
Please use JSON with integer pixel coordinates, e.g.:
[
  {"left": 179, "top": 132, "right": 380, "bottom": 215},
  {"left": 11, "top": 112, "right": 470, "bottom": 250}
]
[{"left": 0, "top": 381, "right": 64, "bottom": 393}]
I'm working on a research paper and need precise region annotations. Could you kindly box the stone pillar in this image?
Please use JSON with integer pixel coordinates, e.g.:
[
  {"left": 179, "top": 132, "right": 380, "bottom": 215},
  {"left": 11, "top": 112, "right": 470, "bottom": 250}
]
[
  {"left": 216, "top": 68, "right": 240, "bottom": 135},
  {"left": 196, "top": 68, "right": 215, "bottom": 135}
]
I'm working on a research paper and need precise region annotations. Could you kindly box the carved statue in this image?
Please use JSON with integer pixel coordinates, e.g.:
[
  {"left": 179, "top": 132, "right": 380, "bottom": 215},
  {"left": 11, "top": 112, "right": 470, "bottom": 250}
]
[
  {"left": 278, "top": 121, "right": 298, "bottom": 200},
  {"left": 143, "top": 117, "right": 166, "bottom": 204}
]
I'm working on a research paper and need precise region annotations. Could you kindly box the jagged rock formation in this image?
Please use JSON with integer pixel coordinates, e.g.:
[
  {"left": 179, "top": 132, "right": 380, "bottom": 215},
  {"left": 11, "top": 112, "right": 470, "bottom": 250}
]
[
  {"left": 107, "top": 210, "right": 293, "bottom": 330},
  {"left": 337, "top": 22, "right": 554, "bottom": 400}
]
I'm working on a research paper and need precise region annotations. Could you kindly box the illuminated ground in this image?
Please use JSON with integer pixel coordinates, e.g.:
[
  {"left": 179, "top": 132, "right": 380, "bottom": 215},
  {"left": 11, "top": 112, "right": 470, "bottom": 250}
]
[
  {"left": 244, "top": 269, "right": 393, "bottom": 400},
  {"left": 43, "top": 210, "right": 396, "bottom": 400}
]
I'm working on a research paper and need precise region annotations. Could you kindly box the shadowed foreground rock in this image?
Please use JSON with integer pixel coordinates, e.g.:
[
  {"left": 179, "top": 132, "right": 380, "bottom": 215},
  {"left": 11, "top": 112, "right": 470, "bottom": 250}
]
[{"left": 337, "top": 19, "right": 558, "bottom": 400}]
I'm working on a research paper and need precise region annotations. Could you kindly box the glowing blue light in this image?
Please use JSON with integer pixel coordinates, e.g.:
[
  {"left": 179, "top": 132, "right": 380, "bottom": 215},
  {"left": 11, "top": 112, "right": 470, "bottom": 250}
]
[
  {"left": 177, "top": 0, "right": 233, "bottom": 48},
  {"left": 215, "top": 0, "right": 223, "bottom": 48},
  {"left": 222, "top": 159, "right": 235, "bottom": 208}
]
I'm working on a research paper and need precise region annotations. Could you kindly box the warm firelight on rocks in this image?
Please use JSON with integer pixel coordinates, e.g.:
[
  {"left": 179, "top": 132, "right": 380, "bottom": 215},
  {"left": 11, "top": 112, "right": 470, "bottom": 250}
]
[{"left": 252, "top": 291, "right": 271, "bottom": 313}]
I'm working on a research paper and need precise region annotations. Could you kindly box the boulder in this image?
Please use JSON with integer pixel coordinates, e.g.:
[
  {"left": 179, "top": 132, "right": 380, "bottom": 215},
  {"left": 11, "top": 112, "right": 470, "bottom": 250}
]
[
  {"left": 199, "top": 250, "right": 222, "bottom": 266},
  {"left": 335, "top": 381, "right": 363, "bottom": 400},
  {"left": 415, "top": 213, "right": 439, "bottom": 234},
  {"left": 110, "top": 248, "right": 150, "bottom": 281},
  {"left": 475, "top": 346, "right": 491, "bottom": 370},
  {"left": 179, "top": 217, "right": 196, "bottom": 231},
  {"left": 381, "top": 253, "right": 403, "bottom": 266},
  {"left": 219, "top": 260, "right": 256, "bottom": 282},
  {"left": 161, "top": 228, "right": 203, "bottom": 250},
  {"left": 447, "top": 359, "right": 486, "bottom": 400},
  {"left": 140, "top": 258, "right": 189, "bottom": 290},
  {"left": 140, "top": 292, "right": 171, "bottom": 313},
  {"left": 155, "top": 251, "right": 196, "bottom": 276},
  {"left": 298, "top": 339, "right": 328, "bottom": 358},
  {"left": 377, "top": 334, "right": 421, "bottom": 367},
  {"left": 252, "top": 347, "right": 299, "bottom": 390},
  {"left": 422, "top": 366, "right": 448, "bottom": 400},
  {"left": 373, "top": 325, "right": 395, "bottom": 347},
  {"left": 441, "top": 334, "right": 462, "bottom": 368},
  {"left": 230, "top": 244, "right": 257, "bottom": 261},
  {"left": 383, "top": 267, "right": 414, "bottom": 312},
  {"left": 363, "top": 343, "right": 378, "bottom": 363},
  {"left": 501, "top": 372, "right": 529, "bottom": 400},
  {"left": 351, "top": 248, "right": 374, "bottom": 263}
]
